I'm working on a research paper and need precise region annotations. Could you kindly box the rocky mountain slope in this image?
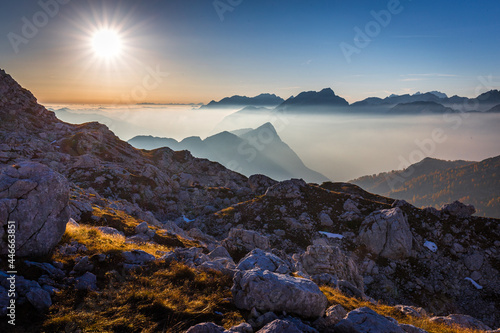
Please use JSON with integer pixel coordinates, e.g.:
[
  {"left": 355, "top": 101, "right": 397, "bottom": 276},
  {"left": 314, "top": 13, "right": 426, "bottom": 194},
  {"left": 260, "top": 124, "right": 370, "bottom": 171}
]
[
  {"left": 128, "top": 123, "right": 328, "bottom": 183},
  {"left": 350, "top": 156, "right": 500, "bottom": 218},
  {"left": 1, "top": 69, "right": 499, "bottom": 332}
]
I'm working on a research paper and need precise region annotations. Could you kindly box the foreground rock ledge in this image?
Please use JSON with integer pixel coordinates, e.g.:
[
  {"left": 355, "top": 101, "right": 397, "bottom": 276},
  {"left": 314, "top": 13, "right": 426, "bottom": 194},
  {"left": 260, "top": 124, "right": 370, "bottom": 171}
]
[{"left": 231, "top": 268, "right": 328, "bottom": 318}]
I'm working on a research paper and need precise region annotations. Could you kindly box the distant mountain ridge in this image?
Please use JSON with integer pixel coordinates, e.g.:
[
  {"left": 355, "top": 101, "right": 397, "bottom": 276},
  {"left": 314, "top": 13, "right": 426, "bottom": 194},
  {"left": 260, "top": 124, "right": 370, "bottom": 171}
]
[
  {"left": 129, "top": 123, "right": 328, "bottom": 183},
  {"left": 350, "top": 156, "right": 500, "bottom": 218},
  {"left": 275, "top": 88, "right": 349, "bottom": 112},
  {"left": 205, "top": 88, "right": 500, "bottom": 115},
  {"left": 202, "top": 93, "right": 284, "bottom": 109}
]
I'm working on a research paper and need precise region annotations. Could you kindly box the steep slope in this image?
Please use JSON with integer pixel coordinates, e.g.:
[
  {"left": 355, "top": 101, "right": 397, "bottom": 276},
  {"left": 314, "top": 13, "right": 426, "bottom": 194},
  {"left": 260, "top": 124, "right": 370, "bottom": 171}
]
[
  {"left": 201, "top": 93, "right": 284, "bottom": 109},
  {"left": 129, "top": 123, "right": 328, "bottom": 183},
  {"left": 0, "top": 69, "right": 251, "bottom": 221},
  {"left": 350, "top": 156, "right": 500, "bottom": 218}
]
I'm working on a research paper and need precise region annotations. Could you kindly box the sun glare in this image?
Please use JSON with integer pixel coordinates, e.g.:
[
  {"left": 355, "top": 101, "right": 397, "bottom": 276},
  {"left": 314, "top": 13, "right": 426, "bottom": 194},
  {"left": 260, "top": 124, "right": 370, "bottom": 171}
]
[{"left": 92, "top": 29, "right": 122, "bottom": 58}]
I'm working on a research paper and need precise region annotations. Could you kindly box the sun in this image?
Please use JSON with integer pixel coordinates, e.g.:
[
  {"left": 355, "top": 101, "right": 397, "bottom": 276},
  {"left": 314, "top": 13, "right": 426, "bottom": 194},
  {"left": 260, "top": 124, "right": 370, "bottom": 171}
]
[{"left": 91, "top": 29, "right": 122, "bottom": 58}]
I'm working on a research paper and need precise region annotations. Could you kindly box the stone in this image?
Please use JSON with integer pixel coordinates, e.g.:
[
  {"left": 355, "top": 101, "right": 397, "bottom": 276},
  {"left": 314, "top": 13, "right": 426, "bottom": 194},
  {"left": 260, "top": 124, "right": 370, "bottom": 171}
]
[
  {"left": 122, "top": 250, "right": 155, "bottom": 264},
  {"left": 399, "top": 324, "right": 429, "bottom": 333},
  {"left": 0, "top": 162, "right": 70, "bottom": 256},
  {"left": 97, "top": 226, "right": 125, "bottom": 237},
  {"left": 256, "top": 319, "right": 302, "bottom": 333},
  {"left": 208, "top": 246, "right": 234, "bottom": 261},
  {"left": 26, "top": 288, "right": 52, "bottom": 311},
  {"left": 394, "top": 305, "right": 426, "bottom": 318},
  {"left": 232, "top": 269, "right": 328, "bottom": 318},
  {"left": 358, "top": 208, "right": 412, "bottom": 260},
  {"left": 254, "top": 312, "right": 279, "bottom": 328},
  {"left": 464, "top": 252, "right": 484, "bottom": 271},
  {"left": 237, "top": 249, "right": 291, "bottom": 274},
  {"left": 135, "top": 221, "right": 149, "bottom": 234},
  {"left": 344, "top": 199, "right": 361, "bottom": 214},
  {"left": 248, "top": 174, "right": 278, "bottom": 195},
  {"left": 440, "top": 201, "right": 475, "bottom": 218},
  {"left": 24, "top": 261, "right": 65, "bottom": 279},
  {"left": 319, "top": 212, "right": 334, "bottom": 226},
  {"left": 264, "top": 179, "right": 306, "bottom": 199},
  {"left": 67, "top": 218, "right": 80, "bottom": 228},
  {"left": 297, "top": 245, "right": 363, "bottom": 290},
  {"left": 186, "top": 322, "right": 227, "bottom": 333},
  {"left": 314, "top": 304, "right": 348, "bottom": 330},
  {"left": 73, "top": 256, "right": 94, "bottom": 273},
  {"left": 75, "top": 272, "right": 97, "bottom": 291},
  {"left": 229, "top": 322, "right": 253, "bottom": 333},
  {"left": 335, "top": 307, "right": 404, "bottom": 333},
  {"left": 430, "top": 314, "right": 491, "bottom": 331},
  {"left": 223, "top": 229, "right": 271, "bottom": 253}
]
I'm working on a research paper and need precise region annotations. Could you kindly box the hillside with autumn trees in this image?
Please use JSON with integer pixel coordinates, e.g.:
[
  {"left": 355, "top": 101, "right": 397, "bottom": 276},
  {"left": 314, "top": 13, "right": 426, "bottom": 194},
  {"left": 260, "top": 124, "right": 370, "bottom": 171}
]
[{"left": 350, "top": 155, "right": 500, "bottom": 218}]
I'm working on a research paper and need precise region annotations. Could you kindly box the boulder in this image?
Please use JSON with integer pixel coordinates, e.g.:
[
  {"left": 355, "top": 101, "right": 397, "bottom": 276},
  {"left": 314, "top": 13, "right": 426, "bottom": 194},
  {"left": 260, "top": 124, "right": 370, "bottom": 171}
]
[
  {"left": 464, "top": 252, "right": 484, "bottom": 271},
  {"left": 186, "top": 322, "right": 227, "bottom": 333},
  {"left": 232, "top": 269, "right": 327, "bottom": 318},
  {"left": 122, "top": 250, "right": 155, "bottom": 264},
  {"left": 440, "top": 201, "right": 475, "bottom": 218},
  {"left": 358, "top": 208, "right": 412, "bottom": 260},
  {"left": 248, "top": 174, "right": 278, "bottom": 195},
  {"left": 0, "top": 162, "right": 70, "bottom": 256},
  {"left": 399, "top": 324, "right": 429, "bottom": 333},
  {"left": 264, "top": 179, "right": 306, "bottom": 199},
  {"left": 430, "top": 314, "right": 492, "bottom": 331},
  {"left": 26, "top": 288, "right": 52, "bottom": 311},
  {"left": 256, "top": 319, "right": 302, "bottom": 333},
  {"left": 318, "top": 212, "right": 334, "bottom": 226},
  {"left": 228, "top": 322, "right": 253, "bottom": 333},
  {"left": 223, "top": 229, "right": 271, "bottom": 253},
  {"left": 237, "top": 249, "right": 291, "bottom": 274},
  {"left": 297, "top": 245, "right": 363, "bottom": 290},
  {"left": 75, "top": 272, "right": 97, "bottom": 291},
  {"left": 135, "top": 221, "right": 149, "bottom": 234},
  {"left": 335, "top": 307, "right": 405, "bottom": 333},
  {"left": 97, "top": 226, "right": 125, "bottom": 237},
  {"left": 314, "top": 304, "right": 348, "bottom": 331},
  {"left": 208, "top": 246, "right": 234, "bottom": 261}
]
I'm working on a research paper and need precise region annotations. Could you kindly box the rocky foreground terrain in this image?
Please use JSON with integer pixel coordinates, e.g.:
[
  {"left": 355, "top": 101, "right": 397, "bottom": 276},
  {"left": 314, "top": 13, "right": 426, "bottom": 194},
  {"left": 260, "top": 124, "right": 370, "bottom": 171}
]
[{"left": 0, "top": 69, "right": 499, "bottom": 332}]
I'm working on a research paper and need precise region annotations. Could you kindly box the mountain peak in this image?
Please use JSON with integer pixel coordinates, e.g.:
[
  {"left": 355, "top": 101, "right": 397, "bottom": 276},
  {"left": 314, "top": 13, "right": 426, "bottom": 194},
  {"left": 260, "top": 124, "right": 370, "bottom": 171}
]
[{"left": 277, "top": 88, "right": 349, "bottom": 111}]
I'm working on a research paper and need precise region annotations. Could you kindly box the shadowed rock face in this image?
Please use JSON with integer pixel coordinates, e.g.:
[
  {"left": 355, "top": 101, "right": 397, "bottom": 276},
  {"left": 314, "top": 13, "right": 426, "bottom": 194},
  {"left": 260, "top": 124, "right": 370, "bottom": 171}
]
[{"left": 0, "top": 161, "right": 70, "bottom": 257}]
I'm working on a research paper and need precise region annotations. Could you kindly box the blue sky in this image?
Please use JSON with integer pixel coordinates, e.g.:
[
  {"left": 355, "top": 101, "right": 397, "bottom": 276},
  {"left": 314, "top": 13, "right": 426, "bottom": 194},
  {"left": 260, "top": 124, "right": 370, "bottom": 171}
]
[{"left": 0, "top": 0, "right": 499, "bottom": 103}]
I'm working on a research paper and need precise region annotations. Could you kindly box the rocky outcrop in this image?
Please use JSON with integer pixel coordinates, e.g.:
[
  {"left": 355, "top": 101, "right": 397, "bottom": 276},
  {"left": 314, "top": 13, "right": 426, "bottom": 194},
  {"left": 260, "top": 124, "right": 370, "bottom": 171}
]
[
  {"left": 236, "top": 249, "right": 292, "bottom": 274},
  {"left": 222, "top": 229, "right": 271, "bottom": 254},
  {"left": 441, "top": 201, "right": 476, "bottom": 218},
  {"left": 231, "top": 269, "right": 328, "bottom": 318},
  {"left": 335, "top": 307, "right": 405, "bottom": 333},
  {"left": 358, "top": 208, "right": 412, "bottom": 260},
  {"left": 0, "top": 162, "right": 70, "bottom": 256},
  {"left": 296, "top": 245, "right": 364, "bottom": 290},
  {"left": 264, "top": 179, "right": 306, "bottom": 199}
]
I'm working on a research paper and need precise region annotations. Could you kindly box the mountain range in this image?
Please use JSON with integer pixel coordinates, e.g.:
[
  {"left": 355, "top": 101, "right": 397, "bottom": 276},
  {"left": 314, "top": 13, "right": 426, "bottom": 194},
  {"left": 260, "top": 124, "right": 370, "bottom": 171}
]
[
  {"left": 350, "top": 156, "right": 500, "bottom": 218},
  {"left": 128, "top": 122, "right": 328, "bottom": 183},
  {"left": 206, "top": 88, "right": 500, "bottom": 115}
]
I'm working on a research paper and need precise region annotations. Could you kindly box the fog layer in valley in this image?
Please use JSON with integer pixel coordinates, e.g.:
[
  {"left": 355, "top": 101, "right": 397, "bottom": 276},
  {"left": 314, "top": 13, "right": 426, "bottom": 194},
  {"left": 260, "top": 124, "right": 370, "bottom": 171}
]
[{"left": 50, "top": 104, "right": 500, "bottom": 181}]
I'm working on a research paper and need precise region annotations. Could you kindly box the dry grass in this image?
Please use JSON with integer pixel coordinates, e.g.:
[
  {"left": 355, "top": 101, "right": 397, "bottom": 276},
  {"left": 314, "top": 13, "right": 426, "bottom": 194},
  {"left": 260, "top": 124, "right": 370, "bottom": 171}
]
[
  {"left": 320, "top": 286, "right": 487, "bottom": 333},
  {"left": 43, "top": 262, "right": 244, "bottom": 333},
  {"left": 53, "top": 223, "right": 174, "bottom": 264}
]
